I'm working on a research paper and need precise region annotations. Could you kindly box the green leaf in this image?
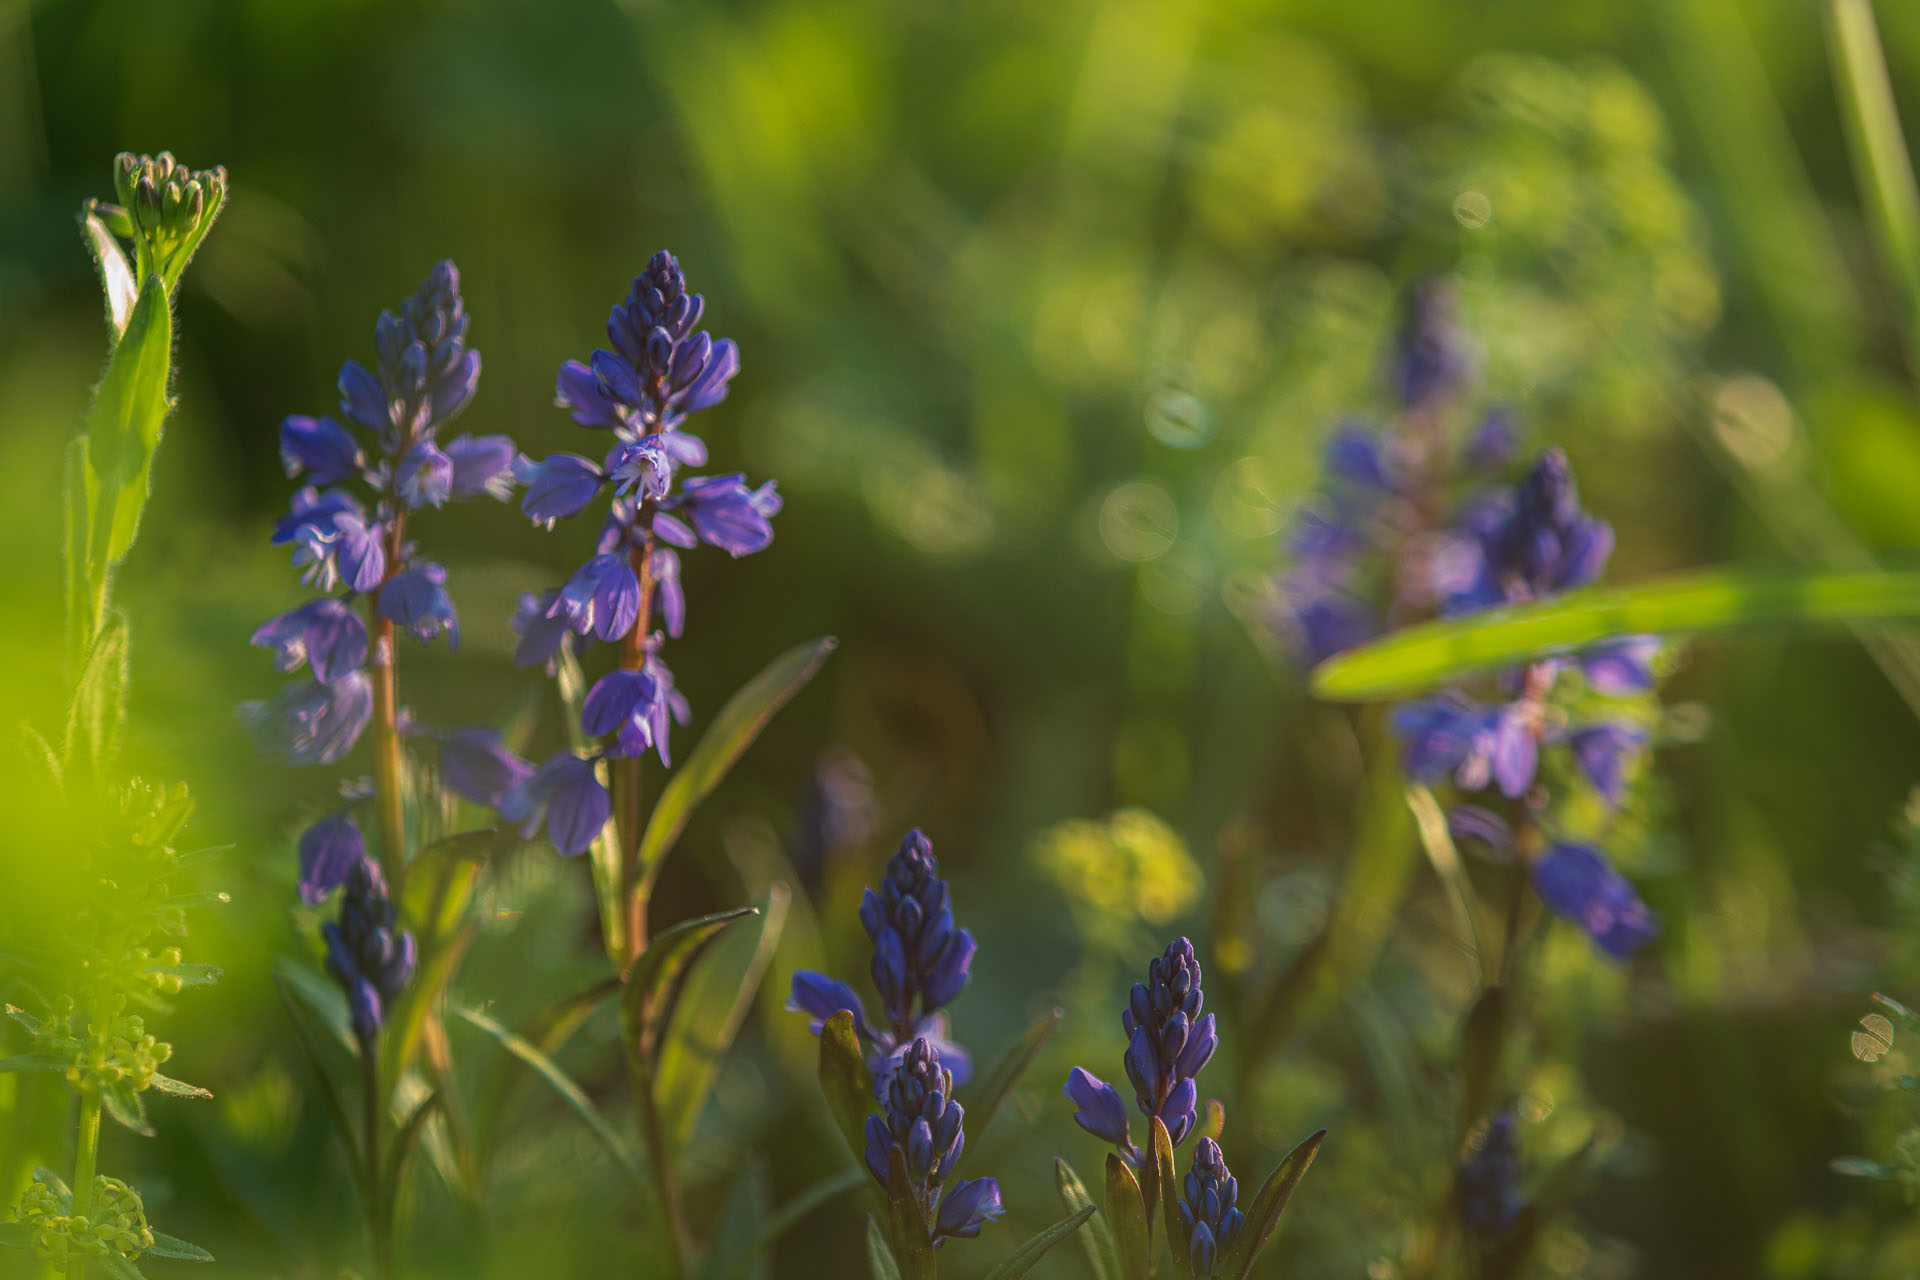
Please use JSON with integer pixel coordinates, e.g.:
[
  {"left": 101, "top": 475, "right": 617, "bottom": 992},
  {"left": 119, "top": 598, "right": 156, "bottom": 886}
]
[
  {"left": 702, "top": 1160, "right": 771, "bottom": 1280},
  {"left": 658, "top": 885, "right": 790, "bottom": 1146},
  {"left": 1148, "top": 1118, "right": 1190, "bottom": 1280},
  {"left": 1104, "top": 1153, "right": 1150, "bottom": 1280},
  {"left": 272, "top": 974, "right": 365, "bottom": 1200},
  {"left": 817, "top": 1010, "right": 876, "bottom": 1164},
  {"left": 146, "top": 1231, "right": 215, "bottom": 1261},
  {"left": 403, "top": 828, "right": 507, "bottom": 945},
  {"left": 725, "top": 1165, "right": 867, "bottom": 1280},
  {"left": 0, "top": 1052, "right": 68, "bottom": 1075},
  {"left": 386, "top": 918, "right": 478, "bottom": 1085},
  {"left": 637, "top": 637, "right": 837, "bottom": 890},
  {"left": 451, "top": 1005, "right": 647, "bottom": 1200},
  {"left": 1311, "top": 568, "right": 1920, "bottom": 700},
  {"left": 147, "top": 1072, "right": 213, "bottom": 1100},
  {"left": 884, "top": 1145, "right": 934, "bottom": 1280},
  {"left": 102, "top": 1080, "right": 153, "bottom": 1136},
  {"left": 1830, "top": 1155, "right": 1897, "bottom": 1179},
  {"left": 980, "top": 1203, "right": 1097, "bottom": 1280},
  {"left": 1055, "top": 1159, "right": 1118, "bottom": 1280},
  {"left": 273, "top": 957, "right": 355, "bottom": 1053},
  {"left": 80, "top": 204, "right": 138, "bottom": 341},
  {"left": 82, "top": 273, "right": 175, "bottom": 592},
  {"left": 866, "top": 1216, "right": 903, "bottom": 1280},
  {"left": 624, "top": 907, "right": 760, "bottom": 1050},
  {"left": 1217, "top": 1129, "right": 1325, "bottom": 1280},
  {"left": 32, "top": 1167, "right": 72, "bottom": 1205},
  {"left": 4, "top": 1004, "right": 44, "bottom": 1035},
  {"left": 95, "top": 1253, "right": 148, "bottom": 1280},
  {"left": 384, "top": 1088, "right": 443, "bottom": 1195},
  {"left": 65, "top": 610, "right": 129, "bottom": 774},
  {"left": 957, "top": 1006, "right": 1062, "bottom": 1161},
  {"left": 157, "top": 962, "right": 223, "bottom": 990}
]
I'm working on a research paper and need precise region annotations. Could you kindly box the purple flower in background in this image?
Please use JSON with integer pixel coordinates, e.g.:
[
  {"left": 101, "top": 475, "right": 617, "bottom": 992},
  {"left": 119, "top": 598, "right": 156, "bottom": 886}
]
[
  {"left": 669, "top": 474, "right": 781, "bottom": 557},
  {"left": 280, "top": 415, "right": 364, "bottom": 487},
  {"left": 1532, "top": 842, "right": 1658, "bottom": 960},
  {"left": 251, "top": 598, "right": 368, "bottom": 685},
  {"left": 1391, "top": 275, "right": 1478, "bottom": 414},
  {"left": 322, "top": 857, "right": 416, "bottom": 1047},
  {"left": 1567, "top": 723, "right": 1645, "bottom": 805},
  {"left": 400, "top": 722, "right": 533, "bottom": 810},
  {"left": 512, "top": 589, "right": 574, "bottom": 672},
  {"left": 1393, "top": 695, "right": 1538, "bottom": 799},
  {"left": 1446, "top": 448, "right": 1614, "bottom": 614},
  {"left": 788, "top": 828, "right": 978, "bottom": 1088},
  {"left": 517, "top": 453, "right": 606, "bottom": 527},
  {"left": 379, "top": 562, "right": 458, "bottom": 646},
  {"left": 445, "top": 434, "right": 519, "bottom": 500},
  {"left": 1179, "top": 1138, "right": 1245, "bottom": 1278},
  {"left": 863, "top": 1038, "right": 1002, "bottom": 1247},
  {"left": 1459, "top": 1109, "right": 1523, "bottom": 1237},
  {"left": 1579, "top": 636, "right": 1660, "bottom": 695},
  {"left": 500, "top": 753, "right": 610, "bottom": 857},
  {"left": 298, "top": 812, "right": 366, "bottom": 905},
  {"left": 239, "top": 673, "right": 374, "bottom": 766},
  {"left": 552, "top": 553, "right": 641, "bottom": 643}
]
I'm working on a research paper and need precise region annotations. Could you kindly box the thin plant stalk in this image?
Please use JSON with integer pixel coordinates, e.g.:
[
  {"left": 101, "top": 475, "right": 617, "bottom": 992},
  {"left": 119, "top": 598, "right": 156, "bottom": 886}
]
[{"left": 65, "top": 1092, "right": 102, "bottom": 1280}]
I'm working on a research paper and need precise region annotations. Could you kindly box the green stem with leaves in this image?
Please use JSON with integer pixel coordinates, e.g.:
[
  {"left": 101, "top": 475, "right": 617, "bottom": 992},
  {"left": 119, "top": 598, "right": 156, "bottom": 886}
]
[{"left": 65, "top": 1092, "right": 101, "bottom": 1280}]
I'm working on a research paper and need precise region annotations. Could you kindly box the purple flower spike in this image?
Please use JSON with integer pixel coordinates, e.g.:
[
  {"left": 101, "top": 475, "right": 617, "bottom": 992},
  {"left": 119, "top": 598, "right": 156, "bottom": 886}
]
[
  {"left": 280, "top": 415, "right": 364, "bottom": 486},
  {"left": 1179, "top": 1138, "right": 1244, "bottom": 1279},
  {"left": 863, "top": 1039, "right": 994, "bottom": 1246},
  {"left": 517, "top": 453, "right": 606, "bottom": 527},
  {"left": 1531, "top": 843, "right": 1658, "bottom": 960},
  {"left": 553, "top": 552, "right": 641, "bottom": 643},
  {"left": 379, "top": 562, "right": 458, "bottom": 647},
  {"left": 1116, "top": 937, "right": 1213, "bottom": 1146},
  {"left": 298, "top": 812, "right": 366, "bottom": 905},
  {"left": 322, "top": 857, "right": 414, "bottom": 1047},
  {"left": 500, "top": 752, "right": 610, "bottom": 856},
  {"left": 239, "top": 672, "right": 374, "bottom": 766},
  {"left": 1064, "top": 1067, "right": 1134, "bottom": 1151},
  {"left": 786, "top": 972, "right": 875, "bottom": 1042},
  {"left": 1460, "top": 1109, "right": 1523, "bottom": 1236}
]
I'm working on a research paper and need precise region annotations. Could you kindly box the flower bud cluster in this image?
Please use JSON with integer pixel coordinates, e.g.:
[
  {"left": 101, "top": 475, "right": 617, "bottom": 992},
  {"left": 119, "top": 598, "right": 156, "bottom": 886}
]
[{"left": 13, "top": 1175, "right": 153, "bottom": 1264}]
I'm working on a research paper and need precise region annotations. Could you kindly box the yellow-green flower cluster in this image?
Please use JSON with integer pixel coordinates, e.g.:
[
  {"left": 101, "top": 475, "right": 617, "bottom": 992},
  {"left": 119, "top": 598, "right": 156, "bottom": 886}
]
[{"left": 13, "top": 1175, "right": 153, "bottom": 1265}]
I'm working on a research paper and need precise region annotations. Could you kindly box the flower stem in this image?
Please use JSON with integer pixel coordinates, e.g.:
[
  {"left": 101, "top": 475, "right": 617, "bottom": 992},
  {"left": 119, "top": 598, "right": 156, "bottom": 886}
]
[
  {"left": 626, "top": 1034, "right": 693, "bottom": 1278},
  {"left": 65, "top": 1091, "right": 101, "bottom": 1280},
  {"left": 615, "top": 540, "right": 658, "bottom": 970},
  {"left": 368, "top": 512, "right": 410, "bottom": 896},
  {"left": 363, "top": 1042, "right": 394, "bottom": 1280}
]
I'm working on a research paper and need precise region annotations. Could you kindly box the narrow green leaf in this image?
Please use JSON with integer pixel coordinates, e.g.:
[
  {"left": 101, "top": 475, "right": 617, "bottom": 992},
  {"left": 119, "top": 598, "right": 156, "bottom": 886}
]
[
  {"left": 157, "top": 962, "right": 223, "bottom": 990},
  {"left": 554, "top": 645, "right": 625, "bottom": 962},
  {"left": 885, "top": 1145, "right": 935, "bottom": 1280},
  {"left": 625, "top": 906, "right": 759, "bottom": 1050},
  {"left": 638, "top": 637, "right": 837, "bottom": 889},
  {"left": 147, "top": 1072, "right": 213, "bottom": 1100},
  {"left": 384, "top": 1088, "right": 443, "bottom": 1197},
  {"left": 1218, "top": 1129, "right": 1326, "bottom": 1280},
  {"left": 4, "top": 1004, "right": 44, "bottom": 1035},
  {"left": 0, "top": 1052, "right": 67, "bottom": 1075},
  {"left": 703, "top": 1160, "right": 772, "bottom": 1280},
  {"left": 83, "top": 272, "right": 175, "bottom": 582},
  {"left": 726, "top": 1165, "right": 868, "bottom": 1280},
  {"left": 817, "top": 1010, "right": 876, "bottom": 1164},
  {"left": 1198, "top": 1100, "right": 1225, "bottom": 1145},
  {"left": 387, "top": 918, "right": 478, "bottom": 1085},
  {"left": 94, "top": 1253, "right": 148, "bottom": 1280},
  {"left": 273, "top": 956, "right": 355, "bottom": 1053},
  {"left": 272, "top": 975, "right": 365, "bottom": 1201},
  {"left": 1459, "top": 986, "right": 1507, "bottom": 1135},
  {"left": 102, "top": 1080, "right": 153, "bottom": 1136},
  {"left": 980, "top": 1204, "right": 1096, "bottom": 1280},
  {"left": 451, "top": 1005, "right": 647, "bottom": 1199},
  {"left": 146, "top": 1231, "right": 215, "bottom": 1261},
  {"left": 1149, "top": 1118, "right": 1191, "bottom": 1280},
  {"left": 80, "top": 205, "right": 138, "bottom": 342},
  {"left": 1055, "top": 1159, "right": 1118, "bottom": 1280},
  {"left": 65, "top": 610, "right": 129, "bottom": 773},
  {"left": 403, "top": 828, "right": 507, "bottom": 945},
  {"left": 1104, "top": 1153, "right": 1150, "bottom": 1280},
  {"left": 867, "top": 1216, "right": 903, "bottom": 1280},
  {"left": 659, "top": 885, "right": 790, "bottom": 1146},
  {"left": 1831, "top": 1155, "right": 1897, "bottom": 1179},
  {"left": 1312, "top": 568, "right": 1920, "bottom": 700},
  {"left": 957, "top": 1006, "right": 1062, "bottom": 1161}
]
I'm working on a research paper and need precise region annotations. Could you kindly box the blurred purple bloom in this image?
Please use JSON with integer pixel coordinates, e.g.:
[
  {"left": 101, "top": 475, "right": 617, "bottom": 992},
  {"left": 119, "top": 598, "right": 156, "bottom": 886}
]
[
  {"left": 437, "top": 727, "right": 534, "bottom": 809},
  {"left": 1391, "top": 276, "right": 1477, "bottom": 413},
  {"left": 553, "top": 553, "right": 641, "bottom": 643},
  {"left": 512, "top": 589, "right": 574, "bottom": 672},
  {"left": 251, "top": 598, "right": 368, "bottom": 685},
  {"left": 1531, "top": 842, "right": 1658, "bottom": 960},
  {"left": 1568, "top": 723, "right": 1644, "bottom": 805},
  {"left": 322, "top": 857, "right": 415, "bottom": 1046},
  {"left": 1460, "top": 1109, "right": 1523, "bottom": 1236},
  {"left": 1446, "top": 449, "right": 1614, "bottom": 613},
  {"left": 1579, "top": 636, "right": 1660, "bottom": 695},
  {"left": 280, "top": 415, "right": 364, "bottom": 486},
  {"left": 672, "top": 474, "right": 781, "bottom": 557},
  {"left": 1393, "top": 695, "right": 1538, "bottom": 799},
  {"left": 516, "top": 453, "right": 605, "bottom": 527},
  {"left": 379, "top": 562, "right": 458, "bottom": 646},
  {"left": 240, "top": 672, "right": 374, "bottom": 766},
  {"left": 298, "top": 812, "right": 365, "bottom": 905},
  {"left": 445, "top": 434, "right": 519, "bottom": 500},
  {"left": 396, "top": 439, "right": 453, "bottom": 508},
  {"left": 501, "top": 752, "right": 610, "bottom": 857}
]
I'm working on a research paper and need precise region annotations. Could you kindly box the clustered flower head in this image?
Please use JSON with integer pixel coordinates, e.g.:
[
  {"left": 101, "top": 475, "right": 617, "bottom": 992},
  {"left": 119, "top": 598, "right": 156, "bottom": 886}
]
[
  {"left": 14, "top": 1172, "right": 153, "bottom": 1265},
  {"left": 322, "top": 857, "right": 416, "bottom": 1048},
  {"left": 505, "top": 250, "right": 778, "bottom": 857},
  {"left": 242, "top": 260, "right": 522, "bottom": 775},
  {"left": 1391, "top": 448, "right": 1660, "bottom": 961},
  {"left": 1459, "top": 1108, "right": 1524, "bottom": 1237},
  {"left": 1063, "top": 935, "right": 1218, "bottom": 1161},
  {"left": 1179, "top": 1137, "right": 1245, "bottom": 1278},
  {"left": 863, "top": 1038, "right": 1003, "bottom": 1246},
  {"left": 788, "top": 828, "right": 978, "bottom": 1085},
  {"left": 1270, "top": 280, "right": 1516, "bottom": 664}
]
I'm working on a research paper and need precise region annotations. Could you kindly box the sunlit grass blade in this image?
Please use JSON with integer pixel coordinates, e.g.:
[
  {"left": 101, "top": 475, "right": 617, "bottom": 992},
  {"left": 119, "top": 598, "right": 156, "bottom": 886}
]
[
  {"left": 1055, "top": 1159, "right": 1118, "bottom": 1280},
  {"left": 980, "top": 1204, "right": 1096, "bottom": 1280},
  {"left": 1825, "top": 0, "right": 1920, "bottom": 377},
  {"left": 1312, "top": 568, "right": 1920, "bottom": 700},
  {"left": 1216, "top": 1129, "right": 1325, "bottom": 1280},
  {"left": 866, "top": 1216, "right": 903, "bottom": 1280},
  {"left": 817, "top": 1010, "right": 876, "bottom": 1166},
  {"left": 451, "top": 1005, "right": 647, "bottom": 1200},
  {"left": 623, "top": 906, "right": 759, "bottom": 1047},
  {"left": 1104, "top": 1153, "right": 1150, "bottom": 1280},
  {"left": 637, "top": 636, "right": 836, "bottom": 892}
]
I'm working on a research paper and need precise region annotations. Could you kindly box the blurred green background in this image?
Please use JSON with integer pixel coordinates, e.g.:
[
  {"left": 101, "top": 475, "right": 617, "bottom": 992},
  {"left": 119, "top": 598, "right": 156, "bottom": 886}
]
[{"left": 7, "top": 0, "right": 1920, "bottom": 1275}]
